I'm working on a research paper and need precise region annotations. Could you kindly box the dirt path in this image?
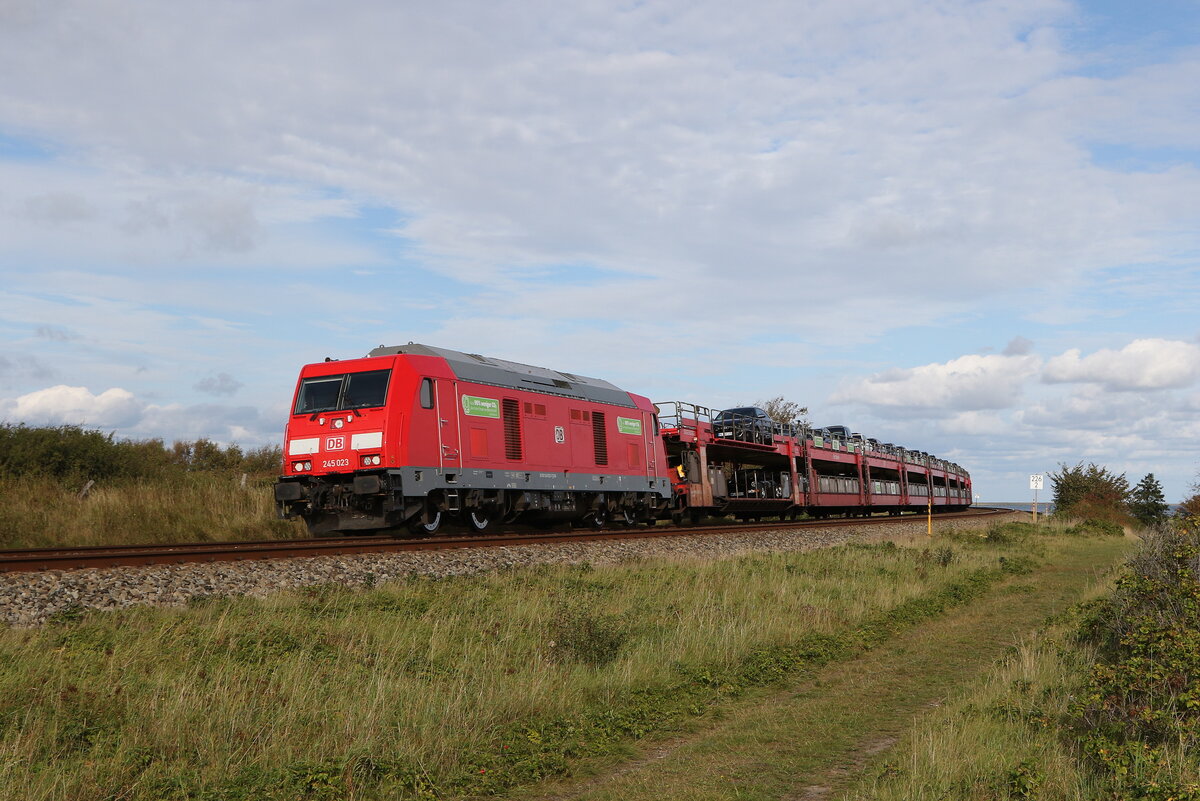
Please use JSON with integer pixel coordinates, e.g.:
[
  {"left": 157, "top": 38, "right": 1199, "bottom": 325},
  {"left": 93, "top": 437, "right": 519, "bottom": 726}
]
[{"left": 514, "top": 535, "right": 1130, "bottom": 801}]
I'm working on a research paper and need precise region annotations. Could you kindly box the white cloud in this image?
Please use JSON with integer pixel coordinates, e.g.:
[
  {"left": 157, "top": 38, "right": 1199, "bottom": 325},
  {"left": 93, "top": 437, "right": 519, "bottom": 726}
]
[
  {"left": 829, "top": 354, "right": 1041, "bottom": 414},
  {"left": 1, "top": 385, "right": 280, "bottom": 446},
  {"left": 5, "top": 385, "right": 143, "bottom": 428},
  {"left": 1043, "top": 338, "right": 1200, "bottom": 391},
  {"left": 132, "top": 403, "right": 279, "bottom": 445},
  {"left": 942, "top": 411, "right": 1010, "bottom": 436},
  {"left": 1, "top": 1, "right": 1199, "bottom": 501},
  {"left": 0, "top": 0, "right": 1197, "bottom": 320}
]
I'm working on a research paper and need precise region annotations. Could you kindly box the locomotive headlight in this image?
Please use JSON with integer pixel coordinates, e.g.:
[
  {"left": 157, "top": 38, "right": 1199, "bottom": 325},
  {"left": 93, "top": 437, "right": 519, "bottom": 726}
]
[
  {"left": 318, "top": 417, "right": 325, "bottom": 425},
  {"left": 292, "top": 461, "right": 305, "bottom": 471},
  {"left": 303, "top": 461, "right": 312, "bottom": 471},
  {"left": 333, "top": 418, "right": 344, "bottom": 429},
  {"left": 372, "top": 455, "right": 382, "bottom": 465}
]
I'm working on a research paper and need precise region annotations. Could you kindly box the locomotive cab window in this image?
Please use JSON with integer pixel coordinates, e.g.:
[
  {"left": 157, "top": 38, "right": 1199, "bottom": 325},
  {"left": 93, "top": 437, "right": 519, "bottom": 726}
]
[
  {"left": 294, "top": 369, "right": 391, "bottom": 414},
  {"left": 419, "top": 378, "right": 434, "bottom": 409},
  {"left": 294, "top": 375, "right": 341, "bottom": 414},
  {"left": 342, "top": 370, "right": 390, "bottom": 409}
]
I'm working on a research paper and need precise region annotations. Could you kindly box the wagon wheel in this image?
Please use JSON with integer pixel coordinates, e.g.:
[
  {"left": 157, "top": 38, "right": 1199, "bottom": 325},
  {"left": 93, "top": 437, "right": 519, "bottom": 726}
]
[
  {"left": 464, "top": 509, "right": 492, "bottom": 533},
  {"left": 408, "top": 509, "right": 442, "bottom": 536}
]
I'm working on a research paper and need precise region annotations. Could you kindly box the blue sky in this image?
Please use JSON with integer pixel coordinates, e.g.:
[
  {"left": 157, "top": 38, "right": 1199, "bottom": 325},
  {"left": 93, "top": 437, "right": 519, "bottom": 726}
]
[{"left": 1, "top": 0, "right": 1198, "bottom": 502}]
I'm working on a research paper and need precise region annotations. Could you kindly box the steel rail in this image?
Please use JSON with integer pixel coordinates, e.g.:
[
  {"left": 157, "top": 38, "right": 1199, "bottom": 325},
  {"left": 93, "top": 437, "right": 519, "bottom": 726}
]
[{"left": 0, "top": 507, "right": 1013, "bottom": 574}]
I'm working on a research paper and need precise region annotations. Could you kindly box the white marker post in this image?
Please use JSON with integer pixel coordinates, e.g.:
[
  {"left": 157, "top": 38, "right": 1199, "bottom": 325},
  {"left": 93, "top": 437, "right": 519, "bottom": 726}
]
[{"left": 1030, "top": 473, "right": 1044, "bottom": 523}]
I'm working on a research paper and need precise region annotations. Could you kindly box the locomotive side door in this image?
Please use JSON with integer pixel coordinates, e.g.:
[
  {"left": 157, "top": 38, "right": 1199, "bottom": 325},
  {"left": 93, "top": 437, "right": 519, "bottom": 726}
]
[
  {"left": 434, "top": 380, "right": 461, "bottom": 470},
  {"left": 643, "top": 413, "right": 657, "bottom": 479}
]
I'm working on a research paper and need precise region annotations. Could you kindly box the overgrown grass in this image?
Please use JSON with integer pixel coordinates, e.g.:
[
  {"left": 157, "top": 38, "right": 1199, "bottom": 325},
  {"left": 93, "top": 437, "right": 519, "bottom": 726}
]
[
  {"left": 0, "top": 530, "right": 1035, "bottom": 800},
  {"left": 0, "top": 423, "right": 293, "bottom": 548},
  {"left": 851, "top": 517, "right": 1200, "bottom": 801},
  {"left": 0, "top": 474, "right": 302, "bottom": 549},
  {"left": 848, "top": 592, "right": 1115, "bottom": 799}
]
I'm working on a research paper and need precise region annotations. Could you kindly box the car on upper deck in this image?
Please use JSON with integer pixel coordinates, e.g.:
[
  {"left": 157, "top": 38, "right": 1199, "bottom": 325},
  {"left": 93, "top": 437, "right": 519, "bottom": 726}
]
[{"left": 713, "top": 406, "right": 775, "bottom": 444}]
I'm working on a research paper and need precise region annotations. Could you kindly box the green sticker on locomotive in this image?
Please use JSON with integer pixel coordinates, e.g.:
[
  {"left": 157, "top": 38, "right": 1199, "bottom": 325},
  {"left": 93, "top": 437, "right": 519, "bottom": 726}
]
[
  {"left": 461, "top": 395, "right": 500, "bottom": 418},
  {"left": 616, "top": 416, "right": 643, "bottom": 435}
]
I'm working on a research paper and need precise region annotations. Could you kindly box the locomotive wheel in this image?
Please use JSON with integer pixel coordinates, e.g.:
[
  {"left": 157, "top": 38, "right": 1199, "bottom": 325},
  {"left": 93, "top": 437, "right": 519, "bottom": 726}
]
[
  {"left": 464, "top": 509, "right": 492, "bottom": 532},
  {"left": 587, "top": 507, "right": 609, "bottom": 529},
  {"left": 617, "top": 507, "right": 637, "bottom": 527},
  {"left": 409, "top": 510, "right": 442, "bottom": 536}
]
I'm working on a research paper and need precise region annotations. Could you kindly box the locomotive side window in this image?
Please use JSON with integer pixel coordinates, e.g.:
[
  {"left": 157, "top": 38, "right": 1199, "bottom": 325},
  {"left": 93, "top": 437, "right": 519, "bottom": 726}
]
[
  {"left": 419, "top": 378, "right": 434, "bottom": 409},
  {"left": 294, "top": 369, "right": 392, "bottom": 414}
]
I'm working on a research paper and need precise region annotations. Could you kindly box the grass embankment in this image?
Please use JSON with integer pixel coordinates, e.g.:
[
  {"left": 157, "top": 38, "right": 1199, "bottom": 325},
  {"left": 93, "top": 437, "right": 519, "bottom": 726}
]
[
  {"left": 0, "top": 523, "right": 1068, "bottom": 801},
  {"left": 0, "top": 423, "right": 296, "bottom": 548},
  {"left": 848, "top": 517, "right": 1200, "bottom": 801},
  {"left": 0, "top": 474, "right": 300, "bottom": 549},
  {"left": 518, "top": 521, "right": 1132, "bottom": 801}
]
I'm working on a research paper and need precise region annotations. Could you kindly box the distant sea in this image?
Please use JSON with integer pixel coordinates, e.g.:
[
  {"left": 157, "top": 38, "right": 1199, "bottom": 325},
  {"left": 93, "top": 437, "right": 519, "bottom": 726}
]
[
  {"left": 982, "top": 501, "right": 1185, "bottom": 515},
  {"left": 984, "top": 502, "right": 1055, "bottom": 513}
]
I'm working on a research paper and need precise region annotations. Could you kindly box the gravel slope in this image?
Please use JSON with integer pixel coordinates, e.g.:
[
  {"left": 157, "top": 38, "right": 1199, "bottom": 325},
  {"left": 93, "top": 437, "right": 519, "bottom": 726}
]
[{"left": 0, "top": 513, "right": 1024, "bottom": 627}]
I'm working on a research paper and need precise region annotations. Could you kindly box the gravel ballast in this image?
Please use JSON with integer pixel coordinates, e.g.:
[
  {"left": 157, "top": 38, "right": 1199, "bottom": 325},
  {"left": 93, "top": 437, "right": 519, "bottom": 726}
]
[{"left": 0, "top": 513, "right": 1026, "bottom": 628}]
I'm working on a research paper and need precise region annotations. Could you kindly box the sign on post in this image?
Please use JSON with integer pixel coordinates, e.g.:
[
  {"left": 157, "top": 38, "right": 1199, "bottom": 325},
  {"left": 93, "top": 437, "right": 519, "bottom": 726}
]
[{"left": 1030, "top": 473, "right": 1044, "bottom": 522}]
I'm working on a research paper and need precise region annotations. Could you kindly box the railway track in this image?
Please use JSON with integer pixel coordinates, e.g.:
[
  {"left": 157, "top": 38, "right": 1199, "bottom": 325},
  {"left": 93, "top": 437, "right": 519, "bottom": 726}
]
[{"left": 0, "top": 507, "right": 1013, "bottom": 574}]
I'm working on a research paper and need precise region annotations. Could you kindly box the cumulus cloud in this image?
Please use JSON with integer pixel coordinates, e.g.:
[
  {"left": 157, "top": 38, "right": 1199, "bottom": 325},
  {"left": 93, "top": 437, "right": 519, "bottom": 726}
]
[
  {"left": 4, "top": 385, "right": 143, "bottom": 428},
  {"left": 133, "top": 403, "right": 278, "bottom": 444},
  {"left": 1, "top": 1, "right": 1199, "bottom": 500},
  {"left": 0, "top": 0, "right": 1197, "bottom": 322},
  {"left": 1043, "top": 338, "right": 1200, "bottom": 391},
  {"left": 1, "top": 384, "right": 280, "bottom": 445},
  {"left": 942, "top": 411, "right": 1010, "bottom": 436},
  {"left": 830, "top": 353, "right": 1041, "bottom": 415}
]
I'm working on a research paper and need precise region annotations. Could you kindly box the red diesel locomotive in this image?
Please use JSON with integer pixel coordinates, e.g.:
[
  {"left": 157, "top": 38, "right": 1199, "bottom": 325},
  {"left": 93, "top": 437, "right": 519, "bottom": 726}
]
[
  {"left": 273, "top": 344, "right": 972, "bottom": 535},
  {"left": 273, "top": 344, "right": 671, "bottom": 535}
]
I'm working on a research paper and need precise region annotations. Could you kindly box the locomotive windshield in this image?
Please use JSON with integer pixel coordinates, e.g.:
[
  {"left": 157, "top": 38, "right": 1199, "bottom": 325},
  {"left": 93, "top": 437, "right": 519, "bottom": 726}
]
[{"left": 294, "top": 369, "right": 391, "bottom": 414}]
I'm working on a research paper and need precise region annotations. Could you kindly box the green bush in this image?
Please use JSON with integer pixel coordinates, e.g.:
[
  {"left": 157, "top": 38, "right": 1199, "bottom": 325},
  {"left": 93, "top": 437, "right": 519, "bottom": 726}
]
[
  {"left": 547, "top": 606, "right": 630, "bottom": 667},
  {"left": 1049, "top": 462, "right": 1132, "bottom": 527},
  {"left": 0, "top": 423, "right": 281, "bottom": 482},
  {"left": 1072, "top": 518, "right": 1200, "bottom": 798}
]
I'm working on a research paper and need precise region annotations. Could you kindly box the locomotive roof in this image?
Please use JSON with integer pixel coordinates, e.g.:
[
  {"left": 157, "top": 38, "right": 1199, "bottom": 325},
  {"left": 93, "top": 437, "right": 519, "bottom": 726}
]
[{"left": 367, "top": 343, "right": 637, "bottom": 408}]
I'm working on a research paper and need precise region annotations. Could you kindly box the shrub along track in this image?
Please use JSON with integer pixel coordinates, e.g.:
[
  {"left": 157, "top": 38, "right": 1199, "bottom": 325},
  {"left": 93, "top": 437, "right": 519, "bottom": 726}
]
[{"left": 0, "top": 507, "right": 1008, "bottom": 573}]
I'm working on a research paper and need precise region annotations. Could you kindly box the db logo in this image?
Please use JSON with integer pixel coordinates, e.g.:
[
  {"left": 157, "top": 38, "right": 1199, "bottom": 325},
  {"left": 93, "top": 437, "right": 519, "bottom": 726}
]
[{"left": 325, "top": 436, "right": 345, "bottom": 451}]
